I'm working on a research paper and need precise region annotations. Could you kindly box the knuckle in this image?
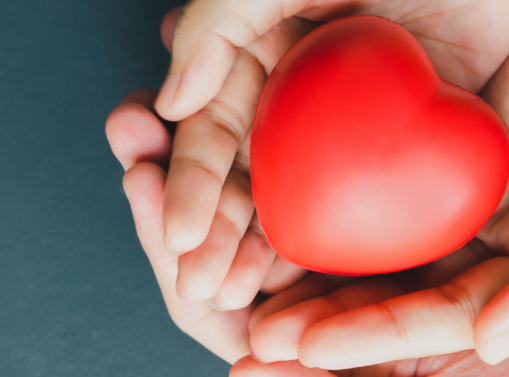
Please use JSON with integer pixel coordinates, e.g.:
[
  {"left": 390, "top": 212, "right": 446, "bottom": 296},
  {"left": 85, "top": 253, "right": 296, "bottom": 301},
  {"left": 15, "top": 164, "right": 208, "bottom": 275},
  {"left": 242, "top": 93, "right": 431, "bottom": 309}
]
[
  {"left": 201, "top": 100, "right": 247, "bottom": 143},
  {"left": 437, "top": 281, "right": 478, "bottom": 325},
  {"left": 172, "top": 155, "right": 225, "bottom": 185},
  {"left": 216, "top": 211, "right": 243, "bottom": 241},
  {"left": 376, "top": 301, "right": 410, "bottom": 344}
]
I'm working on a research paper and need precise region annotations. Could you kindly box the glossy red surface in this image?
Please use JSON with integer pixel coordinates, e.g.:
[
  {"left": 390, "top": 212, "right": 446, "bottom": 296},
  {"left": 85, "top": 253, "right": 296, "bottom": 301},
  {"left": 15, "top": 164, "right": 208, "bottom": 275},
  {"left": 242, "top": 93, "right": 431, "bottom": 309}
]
[{"left": 250, "top": 15, "right": 509, "bottom": 275}]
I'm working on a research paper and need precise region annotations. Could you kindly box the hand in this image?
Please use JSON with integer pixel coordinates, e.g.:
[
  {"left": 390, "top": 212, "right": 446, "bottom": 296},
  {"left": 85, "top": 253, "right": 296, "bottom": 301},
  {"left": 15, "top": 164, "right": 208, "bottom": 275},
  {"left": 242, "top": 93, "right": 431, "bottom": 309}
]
[
  {"left": 105, "top": 88, "right": 262, "bottom": 362},
  {"left": 231, "top": 242, "right": 509, "bottom": 376},
  {"left": 154, "top": 8, "right": 315, "bottom": 308},
  {"left": 103, "top": 11, "right": 315, "bottom": 364},
  {"left": 152, "top": 0, "right": 509, "bottom": 309},
  {"left": 154, "top": 0, "right": 509, "bottom": 120}
]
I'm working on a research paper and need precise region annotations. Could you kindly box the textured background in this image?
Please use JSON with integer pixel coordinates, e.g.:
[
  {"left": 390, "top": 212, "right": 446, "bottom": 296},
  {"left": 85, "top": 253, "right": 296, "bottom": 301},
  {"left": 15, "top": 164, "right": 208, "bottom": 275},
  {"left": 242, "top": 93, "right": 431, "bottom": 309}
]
[{"left": 0, "top": 1, "right": 231, "bottom": 375}]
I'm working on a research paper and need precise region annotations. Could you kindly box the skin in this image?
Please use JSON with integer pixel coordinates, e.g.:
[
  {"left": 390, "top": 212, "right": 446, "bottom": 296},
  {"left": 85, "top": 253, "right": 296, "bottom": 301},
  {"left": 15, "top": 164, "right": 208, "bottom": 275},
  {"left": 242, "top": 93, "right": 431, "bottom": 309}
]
[{"left": 106, "top": 1, "right": 509, "bottom": 375}]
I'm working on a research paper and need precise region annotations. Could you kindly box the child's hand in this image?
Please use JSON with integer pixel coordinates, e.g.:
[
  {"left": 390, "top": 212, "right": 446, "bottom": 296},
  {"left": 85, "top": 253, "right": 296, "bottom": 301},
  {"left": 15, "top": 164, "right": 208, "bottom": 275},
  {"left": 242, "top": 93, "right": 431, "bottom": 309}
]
[
  {"left": 153, "top": 8, "right": 314, "bottom": 308},
  {"left": 105, "top": 88, "right": 259, "bottom": 362}
]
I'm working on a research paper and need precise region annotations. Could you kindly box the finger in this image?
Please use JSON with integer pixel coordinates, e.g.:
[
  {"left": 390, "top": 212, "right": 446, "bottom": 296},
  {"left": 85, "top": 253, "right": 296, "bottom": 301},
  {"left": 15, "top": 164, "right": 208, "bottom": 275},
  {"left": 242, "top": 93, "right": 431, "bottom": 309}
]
[
  {"left": 123, "top": 162, "right": 252, "bottom": 363},
  {"left": 260, "top": 256, "right": 308, "bottom": 295},
  {"left": 210, "top": 214, "right": 276, "bottom": 311},
  {"left": 247, "top": 240, "right": 490, "bottom": 364},
  {"left": 160, "top": 7, "right": 182, "bottom": 53},
  {"left": 245, "top": 16, "right": 319, "bottom": 74},
  {"left": 230, "top": 355, "right": 337, "bottom": 377},
  {"left": 175, "top": 165, "right": 254, "bottom": 300},
  {"left": 106, "top": 89, "right": 172, "bottom": 171},
  {"left": 478, "top": 55, "right": 509, "bottom": 253},
  {"left": 162, "top": 49, "right": 265, "bottom": 255},
  {"left": 475, "top": 283, "right": 509, "bottom": 365},
  {"left": 178, "top": 126, "right": 267, "bottom": 305},
  {"left": 153, "top": 0, "right": 377, "bottom": 120},
  {"left": 249, "top": 273, "right": 356, "bottom": 333},
  {"left": 297, "top": 257, "right": 509, "bottom": 370},
  {"left": 250, "top": 277, "right": 404, "bottom": 363}
]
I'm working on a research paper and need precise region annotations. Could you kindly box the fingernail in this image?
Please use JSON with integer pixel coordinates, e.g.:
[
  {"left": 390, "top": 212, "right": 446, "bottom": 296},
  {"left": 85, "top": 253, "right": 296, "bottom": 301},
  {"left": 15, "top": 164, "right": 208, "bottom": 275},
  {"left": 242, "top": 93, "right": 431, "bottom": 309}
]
[
  {"left": 155, "top": 74, "right": 180, "bottom": 109},
  {"left": 486, "top": 329, "right": 509, "bottom": 365},
  {"left": 122, "top": 178, "right": 129, "bottom": 200}
]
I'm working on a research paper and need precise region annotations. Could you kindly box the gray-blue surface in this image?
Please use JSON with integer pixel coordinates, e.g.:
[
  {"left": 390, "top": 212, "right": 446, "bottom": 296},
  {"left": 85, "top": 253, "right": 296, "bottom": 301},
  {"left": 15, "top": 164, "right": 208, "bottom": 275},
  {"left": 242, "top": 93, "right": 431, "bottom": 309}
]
[{"left": 0, "top": 1, "right": 230, "bottom": 376}]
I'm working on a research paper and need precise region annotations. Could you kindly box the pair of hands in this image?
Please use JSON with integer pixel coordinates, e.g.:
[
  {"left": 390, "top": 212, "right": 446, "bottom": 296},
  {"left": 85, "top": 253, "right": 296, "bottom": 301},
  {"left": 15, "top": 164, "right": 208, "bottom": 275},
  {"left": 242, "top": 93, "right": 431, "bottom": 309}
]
[{"left": 106, "top": 0, "right": 509, "bottom": 375}]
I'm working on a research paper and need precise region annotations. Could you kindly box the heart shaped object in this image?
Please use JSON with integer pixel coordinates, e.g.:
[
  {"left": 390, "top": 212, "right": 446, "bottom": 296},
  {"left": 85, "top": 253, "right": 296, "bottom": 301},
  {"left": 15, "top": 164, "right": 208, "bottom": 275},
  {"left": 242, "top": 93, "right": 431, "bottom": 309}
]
[{"left": 250, "top": 15, "right": 509, "bottom": 275}]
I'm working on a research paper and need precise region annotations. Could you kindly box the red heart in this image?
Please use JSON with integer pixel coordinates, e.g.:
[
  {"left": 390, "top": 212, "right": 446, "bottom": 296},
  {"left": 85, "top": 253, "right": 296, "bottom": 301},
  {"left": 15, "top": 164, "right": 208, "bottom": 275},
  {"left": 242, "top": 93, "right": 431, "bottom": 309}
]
[{"left": 250, "top": 15, "right": 509, "bottom": 275}]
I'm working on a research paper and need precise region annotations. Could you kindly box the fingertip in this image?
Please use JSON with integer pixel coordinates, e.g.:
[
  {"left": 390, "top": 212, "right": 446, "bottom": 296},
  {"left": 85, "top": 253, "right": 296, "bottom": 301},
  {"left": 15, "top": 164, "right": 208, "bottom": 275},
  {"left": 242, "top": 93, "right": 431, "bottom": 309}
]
[
  {"left": 475, "top": 283, "right": 509, "bottom": 365},
  {"left": 161, "top": 7, "right": 182, "bottom": 53},
  {"left": 250, "top": 311, "right": 302, "bottom": 363},
  {"left": 154, "top": 74, "right": 181, "bottom": 118},
  {"left": 175, "top": 272, "right": 218, "bottom": 301},
  {"left": 298, "top": 320, "right": 338, "bottom": 370},
  {"left": 106, "top": 102, "right": 172, "bottom": 171},
  {"left": 155, "top": 38, "right": 238, "bottom": 121},
  {"left": 175, "top": 254, "right": 221, "bottom": 301},
  {"left": 297, "top": 335, "right": 318, "bottom": 369},
  {"left": 229, "top": 356, "right": 258, "bottom": 376},
  {"left": 122, "top": 162, "right": 167, "bottom": 223},
  {"left": 162, "top": 225, "right": 205, "bottom": 256},
  {"left": 249, "top": 318, "right": 279, "bottom": 364},
  {"left": 210, "top": 295, "right": 250, "bottom": 312},
  {"left": 210, "top": 234, "right": 275, "bottom": 311},
  {"left": 123, "top": 162, "right": 167, "bottom": 191}
]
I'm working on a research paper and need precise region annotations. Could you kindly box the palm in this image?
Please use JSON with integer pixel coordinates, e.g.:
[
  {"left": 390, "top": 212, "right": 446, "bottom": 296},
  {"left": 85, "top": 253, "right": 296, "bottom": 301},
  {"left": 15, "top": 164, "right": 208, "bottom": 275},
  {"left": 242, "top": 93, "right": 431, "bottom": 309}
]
[
  {"left": 295, "top": 0, "right": 509, "bottom": 94},
  {"left": 232, "top": 239, "right": 509, "bottom": 376}
]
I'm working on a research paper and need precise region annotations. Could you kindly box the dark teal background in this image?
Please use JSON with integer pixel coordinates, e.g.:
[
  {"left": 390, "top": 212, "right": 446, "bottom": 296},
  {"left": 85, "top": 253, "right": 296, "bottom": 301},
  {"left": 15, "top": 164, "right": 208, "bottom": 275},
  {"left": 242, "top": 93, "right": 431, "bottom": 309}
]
[{"left": 0, "top": 1, "right": 230, "bottom": 375}]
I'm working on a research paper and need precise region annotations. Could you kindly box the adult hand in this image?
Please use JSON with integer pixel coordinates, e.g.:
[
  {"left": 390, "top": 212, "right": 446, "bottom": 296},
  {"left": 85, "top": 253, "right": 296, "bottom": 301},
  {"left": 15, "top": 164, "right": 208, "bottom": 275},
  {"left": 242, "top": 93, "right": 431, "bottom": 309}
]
[
  {"left": 154, "top": 0, "right": 509, "bottom": 120},
  {"left": 231, "top": 243, "right": 509, "bottom": 376}
]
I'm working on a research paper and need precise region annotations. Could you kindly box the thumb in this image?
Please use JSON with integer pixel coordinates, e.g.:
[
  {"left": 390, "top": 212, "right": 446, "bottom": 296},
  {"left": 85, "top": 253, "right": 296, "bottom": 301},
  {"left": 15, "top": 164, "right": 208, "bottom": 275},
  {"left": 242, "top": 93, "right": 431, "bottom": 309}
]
[{"left": 154, "top": 0, "right": 362, "bottom": 121}]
